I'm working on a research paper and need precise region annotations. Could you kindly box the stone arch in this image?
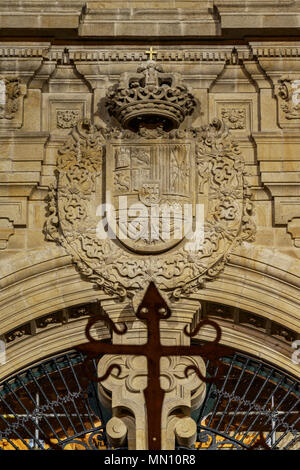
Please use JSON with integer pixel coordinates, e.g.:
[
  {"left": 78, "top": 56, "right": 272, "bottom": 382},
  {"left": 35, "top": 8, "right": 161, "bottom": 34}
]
[{"left": 0, "top": 244, "right": 299, "bottom": 381}]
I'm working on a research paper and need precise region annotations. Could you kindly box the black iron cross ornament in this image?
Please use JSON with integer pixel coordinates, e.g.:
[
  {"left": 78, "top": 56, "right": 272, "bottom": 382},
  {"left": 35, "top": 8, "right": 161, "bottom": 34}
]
[{"left": 76, "top": 282, "right": 231, "bottom": 450}]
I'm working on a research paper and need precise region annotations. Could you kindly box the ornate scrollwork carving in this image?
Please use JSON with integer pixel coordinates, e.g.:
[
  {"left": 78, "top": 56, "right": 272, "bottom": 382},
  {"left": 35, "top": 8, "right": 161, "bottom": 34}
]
[
  {"left": 278, "top": 76, "right": 300, "bottom": 119},
  {"left": 44, "top": 119, "right": 129, "bottom": 299},
  {"left": 170, "top": 119, "right": 255, "bottom": 299},
  {"left": 221, "top": 107, "right": 246, "bottom": 130},
  {"left": 45, "top": 116, "right": 255, "bottom": 303},
  {"left": 0, "top": 76, "right": 21, "bottom": 120},
  {"left": 5, "top": 324, "right": 31, "bottom": 344},
  {"left": 56, "top": 109, "right": 80, "bottom": 129}
]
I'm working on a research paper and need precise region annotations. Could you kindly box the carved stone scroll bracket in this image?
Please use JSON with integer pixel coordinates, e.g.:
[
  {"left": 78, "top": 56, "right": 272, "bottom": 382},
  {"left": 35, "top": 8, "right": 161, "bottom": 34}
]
[
  {"left": 97, "top": 354, "right": 206, "bottom": 450},
  {"left": 0, "top": 198, "right": 28, "bottom": 244},
  {"left": 0, "top": 218, "right": 14, "bottom": 250},
  {"left": 174, "top": 417, "right": 197, "bottom": 448},
  {"left": 106, "top": 416, "right": 128, "bottom": 448},
  {"left": 0, "top": 76, "right": 27, "bottom": 129},
  {"left": 287, "top": 218, "right": 300, "bottom": 248},
  {"left": 275, "top": 76, "right": 300, "bottom": 128}
]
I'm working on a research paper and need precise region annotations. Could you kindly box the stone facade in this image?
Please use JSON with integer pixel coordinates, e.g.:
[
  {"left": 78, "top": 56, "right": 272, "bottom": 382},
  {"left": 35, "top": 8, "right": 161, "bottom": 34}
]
[{"left": 0, "top": 0, "right": 299, "bottom": 450}]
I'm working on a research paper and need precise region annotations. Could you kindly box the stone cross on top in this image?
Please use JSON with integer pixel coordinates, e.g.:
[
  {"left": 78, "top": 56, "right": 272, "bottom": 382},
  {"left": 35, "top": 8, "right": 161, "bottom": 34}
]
[{"left": 145, "top": 46, "right": 157, "bottom": 61}]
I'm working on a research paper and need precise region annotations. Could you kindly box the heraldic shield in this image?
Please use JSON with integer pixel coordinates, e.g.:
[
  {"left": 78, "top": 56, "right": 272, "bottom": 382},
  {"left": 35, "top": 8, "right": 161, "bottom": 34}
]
[{"left": 105, "top": 132, "right": 195, "bottom": 253}]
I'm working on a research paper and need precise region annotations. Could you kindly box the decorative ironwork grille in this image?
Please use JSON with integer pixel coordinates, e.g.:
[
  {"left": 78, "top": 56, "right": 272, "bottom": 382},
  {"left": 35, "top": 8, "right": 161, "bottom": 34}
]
[
  {"left": 193, "top": 350, "right": 299, "bottom": 450},
  {"left": 0, "top": 349, "right": 299, "bottom": 450},
  {"left": 0, "top": 352, "right": 109, "bottom": 450}
]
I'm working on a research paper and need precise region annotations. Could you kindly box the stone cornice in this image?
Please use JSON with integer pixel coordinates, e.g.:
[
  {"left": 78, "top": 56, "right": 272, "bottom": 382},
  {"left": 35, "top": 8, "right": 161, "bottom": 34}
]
[
  {"left": 3, "top": 44, "right": 300, "bottom": 63},
  {"left": 2, "top": 44, "right": 300, "bottom": 63},
  {"left": 1, "top": 1, "right": 300, "bottom": 38},
  {"left": 251, "top": 42, "right": 300, "bottom": 58}
]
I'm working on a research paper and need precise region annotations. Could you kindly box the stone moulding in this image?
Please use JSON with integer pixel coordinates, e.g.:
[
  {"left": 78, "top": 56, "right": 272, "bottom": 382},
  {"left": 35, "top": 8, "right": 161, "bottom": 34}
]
[
  {"left": 79, "top": 1, "right": 219, "bottom": 38},
  {"left": 1, "top": 296, "right": 298, "bottom": 382},
  {"left": 3, "top": 299, "right": 297, "bottom": 348},
  {"left": 1, "top": 1, "right": 300, "bottom": 38},
  {"left": 0, "top": 218, "right": 14, "bottom": 250},
  {"left": 1, "top": 242, "right": 299, "bottom": 383},
  {"left": 287, "top": 218, "right": 300, "bottom": 248}
]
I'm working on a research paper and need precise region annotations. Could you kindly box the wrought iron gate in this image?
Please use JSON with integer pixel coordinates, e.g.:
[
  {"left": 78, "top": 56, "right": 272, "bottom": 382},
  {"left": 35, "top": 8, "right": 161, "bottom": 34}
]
[
  {"left": 0, "top": 352, "right": 107, "bottom": 450},
  {"left": 0, "top": 350, "right": 299, "bottom": 450},
  {"left": 193, "top": 350, "right": 299, "bottom": 450}
]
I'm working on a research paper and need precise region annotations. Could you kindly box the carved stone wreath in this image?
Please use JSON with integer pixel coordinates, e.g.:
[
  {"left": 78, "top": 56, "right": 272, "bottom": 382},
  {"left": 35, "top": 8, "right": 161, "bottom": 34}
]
[{"left": 45, "top": 118, "right": 255, "bottom": 304}]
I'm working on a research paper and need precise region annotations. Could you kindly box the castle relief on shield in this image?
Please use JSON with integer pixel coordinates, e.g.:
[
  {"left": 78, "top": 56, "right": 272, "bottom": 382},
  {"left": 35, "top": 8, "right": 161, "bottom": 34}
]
[{"left": 45, "top": 62, "right": 256, "bottom": 305}]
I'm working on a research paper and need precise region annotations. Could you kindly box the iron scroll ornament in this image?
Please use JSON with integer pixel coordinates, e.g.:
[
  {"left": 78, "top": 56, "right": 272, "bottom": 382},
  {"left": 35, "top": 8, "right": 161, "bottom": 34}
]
[
  {"left": 1, "top": 347, "right": 290, "bottom": 449},
  {"left": 76, "top": 282, "right": 233, "bottom": 450}
]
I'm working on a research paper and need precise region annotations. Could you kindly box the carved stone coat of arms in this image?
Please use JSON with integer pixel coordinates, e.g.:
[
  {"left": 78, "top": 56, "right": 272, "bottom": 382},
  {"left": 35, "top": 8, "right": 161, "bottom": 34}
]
[
  {"left": 45, "top": 63, "right": 255, "bottom": 304},
  {"left": 106, "top": 131, "right": 194, "bottom": 253}
]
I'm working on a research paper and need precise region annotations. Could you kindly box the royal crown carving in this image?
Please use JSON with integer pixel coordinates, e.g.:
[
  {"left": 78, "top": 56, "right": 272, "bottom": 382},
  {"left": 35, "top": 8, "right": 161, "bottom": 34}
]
[
  {"left": 221, "top": 108, "right": 246, "bottom": 130},
  {"left": 45, "top": 66, "right": 255, "bottom": 305},
  {"left": 277, "top": 76, "right": 300, "bottom": 120},
  {"left": 105, "top": 62, "right": 196, "bottom": 131}
]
